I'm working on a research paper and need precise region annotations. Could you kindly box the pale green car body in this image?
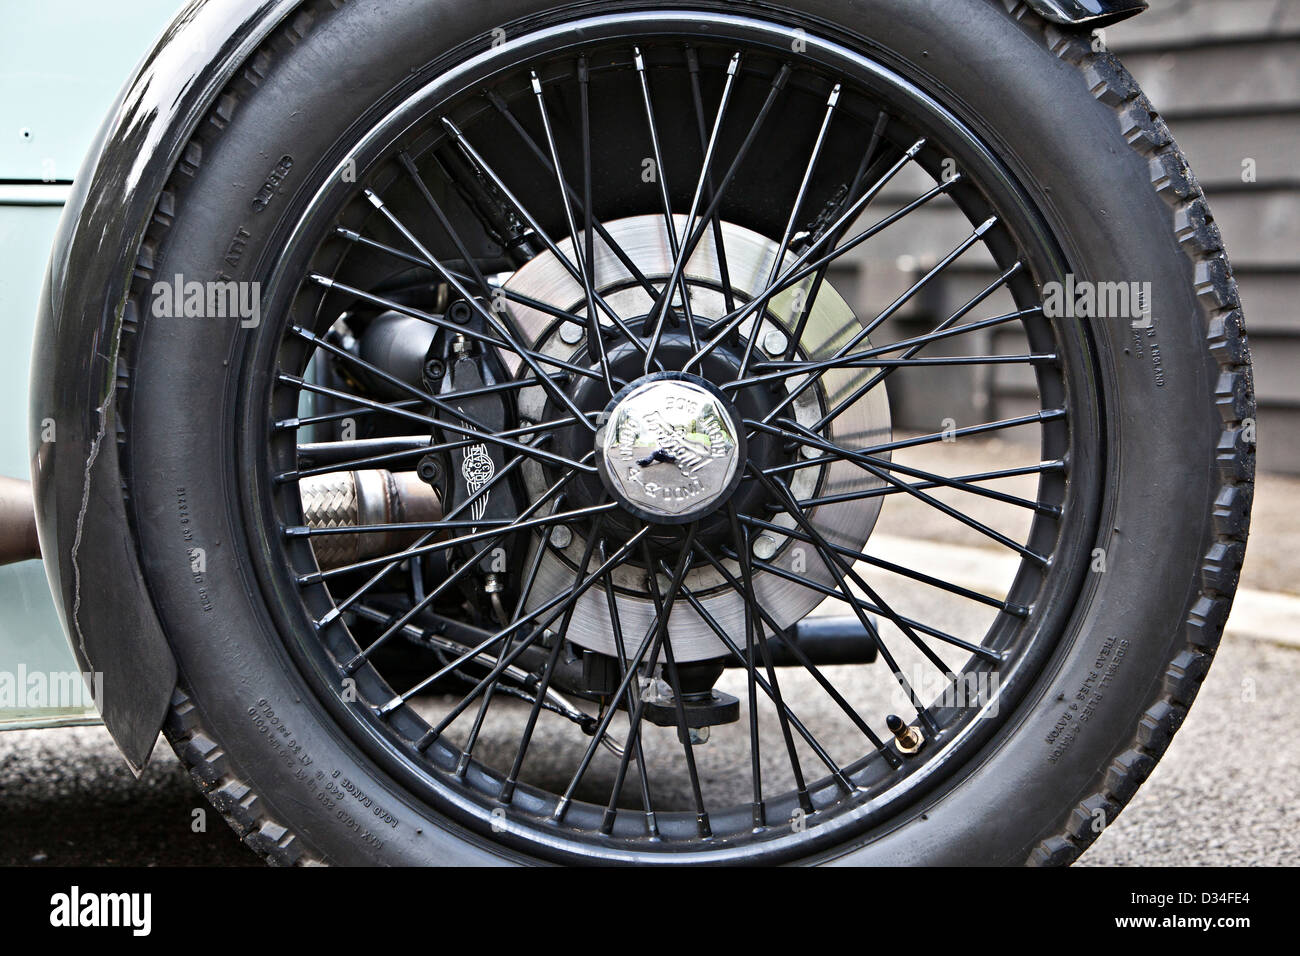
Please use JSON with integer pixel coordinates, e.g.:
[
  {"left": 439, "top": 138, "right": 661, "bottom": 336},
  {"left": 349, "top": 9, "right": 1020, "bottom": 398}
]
[{"left": 0, "top": 0, "right": 182, "bottom": 729}]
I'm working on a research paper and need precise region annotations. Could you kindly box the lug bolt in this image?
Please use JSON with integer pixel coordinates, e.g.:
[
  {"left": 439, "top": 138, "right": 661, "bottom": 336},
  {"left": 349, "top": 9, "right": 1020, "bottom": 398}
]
[
  {"left": 886, "top": 714, "right": 924, "bottom": 755},
  {"left": 752, "top": 534, "right": 778, "bottom": 560},
  {"left": 550, "top": 525, "right": 572, "bottom": 549},
  {"left": 761, "top": 328, "right": 787, "bottom": 356},
  {"left": 559, "top": 321, "right": 584, "bottom": 345},
  {"left": 416, "top": 455, "right": 442, "bottom": 485}
]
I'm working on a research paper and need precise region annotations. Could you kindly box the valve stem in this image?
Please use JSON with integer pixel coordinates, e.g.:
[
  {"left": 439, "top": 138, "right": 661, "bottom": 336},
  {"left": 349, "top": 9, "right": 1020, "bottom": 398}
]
[{"left": 886, "top": 714, "right": 924, "bottom": 755}]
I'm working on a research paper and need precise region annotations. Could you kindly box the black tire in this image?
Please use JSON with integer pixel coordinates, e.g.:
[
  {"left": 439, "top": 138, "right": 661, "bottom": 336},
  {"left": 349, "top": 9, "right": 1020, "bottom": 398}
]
[{"left": 117, "top": 0, "right": 1253, "bottom": 865}]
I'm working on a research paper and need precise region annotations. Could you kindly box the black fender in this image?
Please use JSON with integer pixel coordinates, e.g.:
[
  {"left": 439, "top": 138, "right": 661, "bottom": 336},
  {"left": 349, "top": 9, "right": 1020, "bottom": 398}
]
[
  {"left": 28, "top": 0, "right": 1146, "bottom": 773},
  {"left": 28, "top": 0, "right": 304, "bottom": 771}
]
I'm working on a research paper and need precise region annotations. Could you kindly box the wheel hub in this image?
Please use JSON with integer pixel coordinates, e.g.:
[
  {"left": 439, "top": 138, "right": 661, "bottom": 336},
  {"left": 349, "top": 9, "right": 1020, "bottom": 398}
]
[
  {"left": 596, "top": 372, "right": 746, "bottom": 524},
  {"left": 503, "top": 214, "right": 893, "bottom": 661}
]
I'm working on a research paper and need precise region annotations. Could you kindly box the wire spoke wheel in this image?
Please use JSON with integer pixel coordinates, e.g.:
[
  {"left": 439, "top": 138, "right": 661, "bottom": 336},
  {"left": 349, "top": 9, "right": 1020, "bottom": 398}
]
[{"left": 245, "top": 13, "right": 1102, "bottom": 862}]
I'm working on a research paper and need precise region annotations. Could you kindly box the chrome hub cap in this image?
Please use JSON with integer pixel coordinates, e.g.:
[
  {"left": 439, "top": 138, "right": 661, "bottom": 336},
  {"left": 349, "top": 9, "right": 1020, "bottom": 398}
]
[{"left": 596, "top": 373, "right": 746, "bottom": 524}]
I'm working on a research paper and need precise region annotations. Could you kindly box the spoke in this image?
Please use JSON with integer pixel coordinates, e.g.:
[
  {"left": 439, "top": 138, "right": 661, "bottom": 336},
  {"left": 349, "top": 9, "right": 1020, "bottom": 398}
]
[
  {"left": 555, "top": 526, "right": 697, "bottom": 824},
  {"left": 686, "top": 45, "right": 739, "bottom": 315},
  {"left": 693, "top": 543, "right": 899, "bottom": 763},
  {"left": 579, "top": 56, "right": 600, "bottom": 351},
  {"left": 289, "top": 433, "right": 431, "bottom": 470},
  {"left": 287, "top": 417, "right": 574, "bottom": 482},
  {"left": 455, "top": 498, "right": 559, "bottom": 776},
  {"left": 760, "top": 352, "right": 1057, "bottom": 370},
  {"left": 315, "top": 496, "right": 601, "bottom": 586},
  {"left": 733, "top": 508, "right": 767, "bottom": 822},
  {"left": 632, "top": 47, "right": 698, "bottom": 359},
  {"left": 851, "top": 452, "right": 1059, "bottom": 517},
  {"left": 737, "top": 512, "right": 1017, "bottom": 649},
  {"left": 499, "top": 516, "right": 606, "bottom": 804},
  {"left": 756, "top": 417, "right": 1050, "bottom": 565},
  {"left": 638, "top": 50, "right": 742, "bottom": 370},
  {"left": 815, "top": 264, "right": 1032, "bottom": 429},
  {"left": 746, "top": 173, "right": 956, "bottom": 318},
  {"left": 529, "top": 70, "right": 614, "bottom": 395},
  {"left": 397, "top": 150, "right": 494, "bottom": 300},
  {"left": 283, "top": 372, "right": 595, "bottom": 475},
  {"left": 299, "top": 501, "right": 614, "bottom": 582},
  {"left": 277, "top": 397, "right": 424, "bottom": 433},
  {"left": 864, "top": 269, "right": 1028, "bottom": 357},
  {"left": 761, "top": 407, "right": 1067, "bottom": 477},
  {"left": 779, "top": 110, "right": 892, "bottom": 365},
  {"left": 735, "top": 82, "right": 842, "bottom": 379},
  {"left": 771, "top": 430, "right": 1058, "bottom": 518},
  {"left": 314, "top": 446, "right": 544, "bottom": 628},
  {"left": 343, "top": 464, "right": 591, "bottom": 666},
  {"left": 278, "top": 372, "right": 438, "bottom": 429},
  {"left": 484, "top": 83, "right": 662, "bottom": 303},
  {"left": 333, "top": 223, "right": 597, "bottom": 329},
  {"left": 641, "top": 63, "right": 794, "bottom": 355},
  {"left": 735, "top": 547, "right": 968, "bottom": 650},
  {"left": 360, "top": 187, "right": 599, "bottom": 430},
  {"left": 438, "top": 118, "right": 651, "bottom": 358},
  {"left": 758, "top": 472, "right": 969, "bottom": 686},
  {"left": 684, "top": 138, "right": 932, "bottom": 372},
  {"left": 307, "top": 272, "right": 601, "bottom": 383},
  {"left": 729, "top": 506, "right": 813, "bottom": 812},
  {"left": 286, "top": 323, "right": 443, "bottom": 414},
  {"left": 388, "top": 518, "right": 634, "bottom": 718},
  {"left": 728, "top": 306, "right": 1042, "bottom": 390},
  {"left": 291, "top": 517, "right": 510, "bottom": 537},
  {"left": 674, "top": 569, "right": 855, "bottom": 799},
  {"left": 345, "top": 606, "right": 594, "bottom": 735},
  {"left": 739, "top": 305, "right": 1040, "bottom": 391},
  {"left": 415, "top": 524, "right": 654, "bottom": 746},
  {"left": 799, "top": 459, "right": 1064, "bottom": 510},
  {"left": 686, "top": 158, "right": 941, "bottom": 374},
  {"left": 750, "top": 467, "right": 940, "bottom": 735},
  {"left": 598, "top": 541, "right": 657, "bottom": 836},
  {"left": 640, "top": 531, "right": 711, "bottom": 837},
  {"left": 755, "top": 216, "right": 999, "bottom": 430}
]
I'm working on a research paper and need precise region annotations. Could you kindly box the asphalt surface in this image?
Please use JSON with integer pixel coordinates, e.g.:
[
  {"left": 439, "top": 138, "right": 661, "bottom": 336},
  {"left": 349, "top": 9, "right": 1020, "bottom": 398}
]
[{"left": 0, "top": 629, "right": 1294, "bottom": 866}]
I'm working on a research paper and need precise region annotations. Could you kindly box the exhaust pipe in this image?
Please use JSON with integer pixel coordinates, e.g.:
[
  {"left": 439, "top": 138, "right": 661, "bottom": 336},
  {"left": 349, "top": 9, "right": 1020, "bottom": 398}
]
[
  {"left": 0, "top": 464, "right": 438, "bottom": 570},
  {"left": 298, "top": 469, "right": 440, "bottom": 570},
  {"left": 0, "top": 475, "right": 39, "bottom": 566}
]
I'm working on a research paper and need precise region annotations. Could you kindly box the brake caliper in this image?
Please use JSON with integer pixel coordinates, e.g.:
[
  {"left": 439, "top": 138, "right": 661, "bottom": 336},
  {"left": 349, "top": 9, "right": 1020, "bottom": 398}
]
[{"left": 431, "top": 310, "right": 521, "bottom": 582}]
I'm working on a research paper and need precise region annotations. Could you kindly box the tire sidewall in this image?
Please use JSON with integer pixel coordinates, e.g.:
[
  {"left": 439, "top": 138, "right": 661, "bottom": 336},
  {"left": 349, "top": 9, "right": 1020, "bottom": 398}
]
[{"left": 124, "top": 0, "right": 1219, "bottom": 864}]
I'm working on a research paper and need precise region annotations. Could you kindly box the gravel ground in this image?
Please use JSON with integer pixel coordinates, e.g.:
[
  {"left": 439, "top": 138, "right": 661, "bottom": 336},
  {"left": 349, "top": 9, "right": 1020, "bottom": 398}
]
[{"left": 0, "top": 629, "right": 1293, "bottom": 866}]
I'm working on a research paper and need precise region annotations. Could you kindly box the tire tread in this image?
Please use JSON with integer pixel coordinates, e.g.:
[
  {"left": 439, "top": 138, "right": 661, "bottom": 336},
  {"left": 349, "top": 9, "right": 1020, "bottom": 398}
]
[{"left": 120, "top": 0, "right": 1255, "bottom": 866}]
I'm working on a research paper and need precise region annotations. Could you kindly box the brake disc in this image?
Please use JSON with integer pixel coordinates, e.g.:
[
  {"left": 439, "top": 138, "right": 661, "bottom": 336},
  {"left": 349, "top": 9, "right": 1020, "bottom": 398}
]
[{"left": 502, "top": 214, "right": 891, "bottom": 662}]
